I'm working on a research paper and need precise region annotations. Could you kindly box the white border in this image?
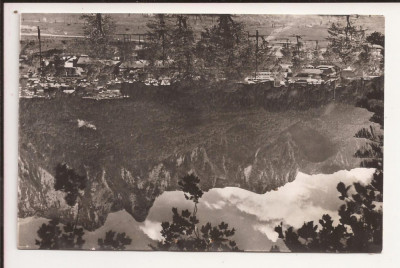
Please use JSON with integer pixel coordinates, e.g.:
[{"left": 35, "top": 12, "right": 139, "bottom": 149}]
[{"left": 4, "top": 3, "right": 400, "bottom": 268}]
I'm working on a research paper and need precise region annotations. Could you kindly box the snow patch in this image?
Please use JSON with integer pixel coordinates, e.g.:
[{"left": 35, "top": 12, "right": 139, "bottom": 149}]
[
  {"left": 244, "top": 165, "right": 252, "bottom": 181},
  {"left": 77, "top": 119, "right": 97, "bottom": 130},
  {"left": 176, "top": 156, "right": 184, "bottom": 166},
  {"left": 139, "top": 220, "right": 163, "bottom": 241}
]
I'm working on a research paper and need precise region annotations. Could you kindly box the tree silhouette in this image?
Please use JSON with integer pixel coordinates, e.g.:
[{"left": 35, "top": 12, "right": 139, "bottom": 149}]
[
  {"left": 366, "top": 32, "right": 384, "bottom": 48},
  {"left": 54, "top": 163, "right": 86, "bottom": 207},
  {"left": 98, "top": 230, "right": 132, "bottom": 250},
  {"left": 170, "top": 15, "right": 196, "bottom": 78},
  {"left": 324, "top": 18, "right": 383, "bottom": 76},
  {"left": 152, "top": 174, "right": 240, "bottom": 251},
  {"left": 270, "top": 245, "right": 280, "bottom": 252},
  {"left": 178, "top": 174, "right": 203, "bottom": 216},
  {"left": 35, "top": 219, "right": 85, "bottom": 250},
  {"left": 324, "top": 16, "right": 367, "bottom": 69},
  {"left": 54, "top": 163, "right": 87, "bottom": 231},
  {"left": 35, "top": 164, "right": 88, "bottom": 249},
  {"left": 81, "top": 13, "right": 116, "bottom": 58},
  {"left": 36, "top": 163, "right": 133, "bottom": 250},
  {"left": 146, "top": 14, "right": 173, "bottom": 67},
  {"left": 196, "top": 15, "right": 253, "bottom": 80}
]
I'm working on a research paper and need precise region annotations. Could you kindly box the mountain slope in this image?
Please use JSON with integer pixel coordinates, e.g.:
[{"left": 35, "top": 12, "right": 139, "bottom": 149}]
[{"left": 18, "top": 87, "right": 375, "bottom": 230}]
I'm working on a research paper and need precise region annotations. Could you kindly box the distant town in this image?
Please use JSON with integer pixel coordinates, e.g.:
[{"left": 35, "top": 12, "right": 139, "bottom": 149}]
[{"left": 19, "top": 14, "right": 384, "bottom": 100}]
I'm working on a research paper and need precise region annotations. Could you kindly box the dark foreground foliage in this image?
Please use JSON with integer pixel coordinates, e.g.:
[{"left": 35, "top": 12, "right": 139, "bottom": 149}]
[
  {"left": 98, "top": 230, "right": 132, "bottom": 250},
  {"left": 54, "top": 163, "right": 87, "bottom": 207},
  {"left": 36, "top": 164, "right": 132, "bottom": 250},
  {"left": 152, "top": 175, "right": 241, "bottom": 251},
  {"left": 35, "top": 219, "right": 85, "bottom": 250},
  {"left": 35, "top": 219, "right": 132, "bottom": 251}
]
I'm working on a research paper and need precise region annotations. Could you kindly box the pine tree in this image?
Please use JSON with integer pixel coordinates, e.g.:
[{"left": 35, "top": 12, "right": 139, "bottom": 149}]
[
  {"left": 196, "top": 15, "right": 253, "bottom": 81},
  {"left": 146, "top": 14, "right": 173, "bottom": 72},
  {"left": 325, "top": 15, "right": 366, "bottom": 70},
  {"left": 54, "top": 163, "right": 86, "bottom": 231},
  {"left": 152, "top": 175, "right": 241, "bottom": 251},
  {"left": 35, "top": 164, "right": 88, "bottom": 249},
  {"left": 54, "top": 163, "right": 86, "bottom": 207},
  {"left": 81, "top": 13, "right": 116, "bottom": 58},
  {"left": 170, "top": 15, "right": 196, "bottom": 78},
  {"left": 35, "top": 219, "right": 85, "bottom": 250},
  {"left": 98, "top": 230, "right": 132, "bottom": 250},
  {"left": 366, "top": 32, "right": 384, "bottom": 48}
]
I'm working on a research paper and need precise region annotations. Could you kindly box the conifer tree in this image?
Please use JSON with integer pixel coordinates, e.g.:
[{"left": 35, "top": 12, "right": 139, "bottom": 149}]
[
  {"left": 324, "top": 15, "right": 368, "bottom": 71},
  {"left": 170, "top": 15, "right": 196, "bottom": 78},
  {"left": 35, "top": 219, "right": 85, "bottom": 250},
  {"left": 98, "top": 230, "right": 132, "bottom": 250},
  {"left": 152, "top": 174, "right": 240, "bottom": 251},
  {"left": 81, "top": 13, "right": 116, "bottom": 58},
  {"left": 146, "top": 14, "right": 173, "bottom": 72},
  {"left": 35, "top": 164, "right": 87, "bottom": 250},
  {"left": 196, "top": 15, "right": 253, "bottom": 80}
]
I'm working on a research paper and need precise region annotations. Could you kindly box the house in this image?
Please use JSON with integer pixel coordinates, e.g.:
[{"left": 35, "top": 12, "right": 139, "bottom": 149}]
[
  {"left": 64, "top": 56, "right": 78, "bottom": 68},
  {"left": 290, "top": 68, "right": 323, "bottom": 84},
  {"left": 255, "top": 71, "right": 275, "bottom": 81},
  {"left": 244, "top": 70, "right": 288, "bottom": 85},
  {"left": 300, "top": 68, "right": 323, "bottom": 75},
  {"left": 368, "top": 44, "right": 383, "bottom": 57},
  {"left": 135, "top": 44, "right": 144, "bottom": 50},
  {"left": 341, "top": 66, "right": 359, "bottom": 80},
  {"left": 119, "top": 59, "right": 149, "bottom": 71},
  {"left": 245, "top": 71, "right": 273, "bottom": 84},
  {"left": 99, "top": 59, "right": 121, "bottom": 68},
  {"left": 154, "top": 59, "right": 174, "bottom": 68},
  {"left": 316, "top": 65, "right": 337, "bottom": 77},
  {"left": 62, "top": 67, "right": 84, "bottom": 77},
  {"left": 269, "top": 45, "right": 283, "bottom": 59},
  {"left": 76, "top": 55, "right": 92, "bottom": 67}
]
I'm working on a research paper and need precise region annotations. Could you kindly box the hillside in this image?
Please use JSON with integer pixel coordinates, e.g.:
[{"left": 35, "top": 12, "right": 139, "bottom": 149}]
[{"left": 20, "top": 14, "right": 384, "bottom": 46}]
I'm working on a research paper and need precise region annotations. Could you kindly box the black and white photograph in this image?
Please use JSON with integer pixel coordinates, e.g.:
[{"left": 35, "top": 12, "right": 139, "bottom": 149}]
[{"left": 16, "top": 12, "right": 384, "bottom": 253}]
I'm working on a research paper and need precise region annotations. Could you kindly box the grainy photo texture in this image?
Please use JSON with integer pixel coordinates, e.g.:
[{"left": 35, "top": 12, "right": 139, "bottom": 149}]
[{"left": 18, "top": 14, "right": 384, "bottom": 252}]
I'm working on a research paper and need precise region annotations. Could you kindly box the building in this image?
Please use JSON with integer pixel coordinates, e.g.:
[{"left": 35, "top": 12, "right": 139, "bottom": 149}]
[
  {"left": 368, "top": 44, "right": 383, "bottom": 57},
  {"left": 119, "top": 59, "right": 149, "bottom": 72},
  {"left": 62, "top": 67, "right": 84, "bottom": 77},
  {"left": 64, "top": 56, "right": 78, "bottom": 68},
  {"left": 316, "top": 65, "right": 337, "bottom": 77},
  {"left": 76, "top": 55, "right": 92, "bottom": 67},
  {"left": 290, "top": 68, "right": 323, "bottom": 84},
  {"left": 341, "top": 66, "right": 359, "bottom": 80}
]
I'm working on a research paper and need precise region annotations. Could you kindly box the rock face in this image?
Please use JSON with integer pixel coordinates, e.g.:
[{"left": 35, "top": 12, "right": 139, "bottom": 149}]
[{"left": 18, "top": 81, "right": 379, "bottom": 231}]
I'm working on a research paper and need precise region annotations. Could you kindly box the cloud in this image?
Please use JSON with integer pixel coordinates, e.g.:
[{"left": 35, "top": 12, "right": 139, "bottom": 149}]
[
  {"left": 139, "top": 220, "right": 162, "bottom": 241},
  {"left": 145, "top": 168, "right": 374, "bottom": 247},
  {"left": 253, "top": 224, "right": 279, "bottom": 242},
  {"left": 210, "top": 168, "right": 375, "bottom": 242}
]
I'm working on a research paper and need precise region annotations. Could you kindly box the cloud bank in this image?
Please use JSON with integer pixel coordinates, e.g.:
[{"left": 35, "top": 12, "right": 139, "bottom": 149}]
[{"left": 18, "top": 168, "right": 374, "bottom": 251}]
